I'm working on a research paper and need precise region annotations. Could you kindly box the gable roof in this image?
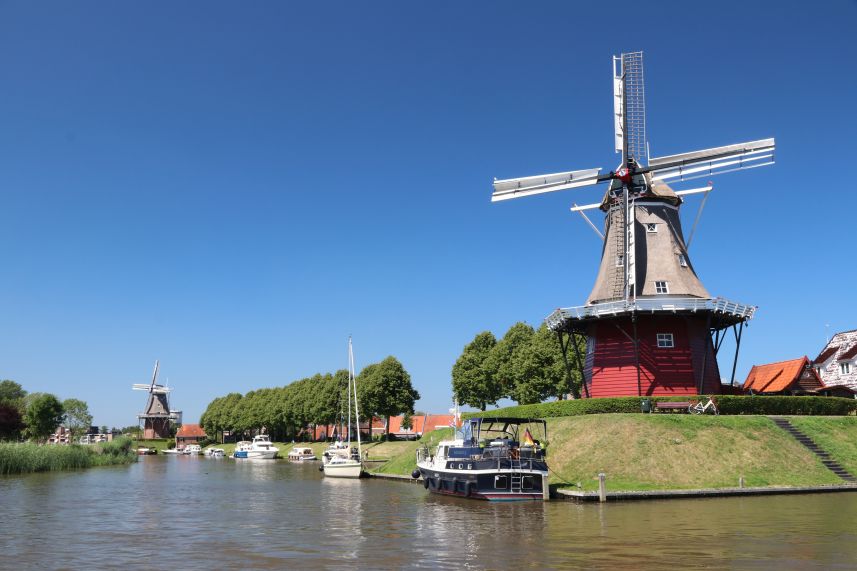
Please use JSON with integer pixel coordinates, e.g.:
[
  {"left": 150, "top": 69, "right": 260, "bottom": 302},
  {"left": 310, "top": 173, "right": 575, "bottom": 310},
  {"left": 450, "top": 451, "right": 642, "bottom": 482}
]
[
  {"left": 743, "top": 357, "right": 817, "bottom": 393},
  {"left": 814, "top": 345, "right": 839, "bottom": 364},
  {"left": 176, "top": 424, "right": 206, "bottom": 438},
  {"left": 839, "top": 344, "right": 857, "bottom": 361}
]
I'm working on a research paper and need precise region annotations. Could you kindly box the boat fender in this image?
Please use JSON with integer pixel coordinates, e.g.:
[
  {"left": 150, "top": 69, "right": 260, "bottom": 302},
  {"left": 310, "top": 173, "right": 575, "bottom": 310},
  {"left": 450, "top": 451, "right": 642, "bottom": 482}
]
[
  {"left": 411, "top": 469, "right": 421, "bottom": 479},
  {"left": 427, "top": 478, "right": 438, "bottom": 491},
  {"left": 318, "top": 465, "right": 324, "bottom": 472}
]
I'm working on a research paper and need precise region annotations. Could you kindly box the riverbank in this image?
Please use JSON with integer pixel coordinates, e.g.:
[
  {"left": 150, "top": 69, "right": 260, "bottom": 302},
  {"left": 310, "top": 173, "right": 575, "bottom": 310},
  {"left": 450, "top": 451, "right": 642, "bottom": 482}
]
[
  {"left": 0, "top": 437, "right": 137, "bottom": 475},
  {"left": 368, "top": 414, "right": 857, "bottom": 493}
]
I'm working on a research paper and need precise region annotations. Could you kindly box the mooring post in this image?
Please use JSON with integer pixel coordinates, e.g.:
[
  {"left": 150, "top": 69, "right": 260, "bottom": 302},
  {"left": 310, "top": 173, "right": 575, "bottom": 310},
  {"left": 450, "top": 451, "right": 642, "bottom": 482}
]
[
  {"left": 598, "top": 472, "right": 607, "bottom": 502},
  {"left": 739, "top": 476, "right": 745, "bottom": 489},
  {"left": 543, "top": 474, "right": 550, "bottom": 501}
]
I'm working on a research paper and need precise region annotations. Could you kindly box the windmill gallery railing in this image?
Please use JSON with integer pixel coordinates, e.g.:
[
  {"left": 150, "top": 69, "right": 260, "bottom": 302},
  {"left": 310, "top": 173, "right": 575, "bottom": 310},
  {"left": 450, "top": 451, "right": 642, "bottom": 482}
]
[{"left": 546, "top": 297, "right": 757, "bottom": 331}]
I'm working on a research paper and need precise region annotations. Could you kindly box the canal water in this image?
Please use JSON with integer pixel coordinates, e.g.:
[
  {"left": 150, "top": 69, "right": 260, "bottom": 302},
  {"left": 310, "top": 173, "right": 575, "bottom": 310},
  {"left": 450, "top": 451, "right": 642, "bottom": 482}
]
[{"left": 2, "top": 456, "right": 856, "bottom": 570}]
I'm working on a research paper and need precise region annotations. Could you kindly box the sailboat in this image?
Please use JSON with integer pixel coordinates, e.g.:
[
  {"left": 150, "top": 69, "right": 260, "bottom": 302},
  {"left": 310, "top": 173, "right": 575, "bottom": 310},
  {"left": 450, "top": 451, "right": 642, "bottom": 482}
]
[{"left": 322, "top": 337, "right": 364, "bottom": 478}]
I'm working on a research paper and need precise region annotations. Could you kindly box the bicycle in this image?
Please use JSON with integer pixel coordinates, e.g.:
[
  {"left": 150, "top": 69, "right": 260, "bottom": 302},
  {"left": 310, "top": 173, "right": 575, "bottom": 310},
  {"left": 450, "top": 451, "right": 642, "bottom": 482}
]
[{"left": 688, "top": 396, "right": 719, "bottom": 415}]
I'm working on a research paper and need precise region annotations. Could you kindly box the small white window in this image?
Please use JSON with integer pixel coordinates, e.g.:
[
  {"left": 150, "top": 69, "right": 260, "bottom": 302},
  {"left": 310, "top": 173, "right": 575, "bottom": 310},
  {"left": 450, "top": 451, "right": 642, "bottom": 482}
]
[
  {"left": 657, "top": 333, "right": 674, "bottom": 348},
  {"left": 841, "top": 363, "right": 852, "bottom": 375},
  {"left": 616, "top": 254, "right": 624, "bottom": 267},
  {"left": 646, "top": 223, "right": 658, "bottom": 233},
  {"left": 678, "top": 254, "right": 688, "bottom": 267},
  {"left": 655, "top": 281, "right": 669, "bottom": 294}
]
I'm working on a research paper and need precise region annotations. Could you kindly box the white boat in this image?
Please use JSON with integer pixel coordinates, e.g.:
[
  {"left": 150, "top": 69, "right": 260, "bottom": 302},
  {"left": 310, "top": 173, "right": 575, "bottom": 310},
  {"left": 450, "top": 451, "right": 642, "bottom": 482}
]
[
  {"left": 323, "top": 337, "right": 363, "bottom": 479},
  {"left": 321, "top": 441, "right": 349, "bottom": 465},
  {"left": 287, "top": 447, "right": 317, "bottom": 461},
  {"left": 183, "top": 444, "right": 202, "bottom": 455},
  {"left": 232, "top": 435, "right": 279, "bottom": 460},
  {"left": 162, "top": 448, "right": 182, "bottom": 455},
  {"left": 206, "top": 448, "right": 225, "bottom": 458}
]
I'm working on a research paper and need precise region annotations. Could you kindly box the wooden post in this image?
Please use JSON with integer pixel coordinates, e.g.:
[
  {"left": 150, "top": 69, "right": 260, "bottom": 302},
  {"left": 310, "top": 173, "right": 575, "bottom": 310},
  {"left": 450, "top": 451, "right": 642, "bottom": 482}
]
[
  {"left": 598, "top": 472, "right": 607, "bottom": 502},
  {"left": 739, "top": 476, "right": 745, "bottom": 488},
  {"left": 543, "top": 474, "right": 550, "bottom": 501}
]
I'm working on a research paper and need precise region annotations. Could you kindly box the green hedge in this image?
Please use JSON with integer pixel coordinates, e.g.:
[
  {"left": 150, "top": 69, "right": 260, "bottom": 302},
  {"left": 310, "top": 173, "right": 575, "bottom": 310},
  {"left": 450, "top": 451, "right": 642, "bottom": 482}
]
[{"left": 467, "top": 395, "right": 857, "bottom": 419}]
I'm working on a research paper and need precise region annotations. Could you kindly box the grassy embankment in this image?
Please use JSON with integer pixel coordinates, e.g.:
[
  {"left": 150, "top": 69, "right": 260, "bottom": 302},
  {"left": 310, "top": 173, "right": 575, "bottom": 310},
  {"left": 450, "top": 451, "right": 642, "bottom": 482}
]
[
  {"left": 366, "top": 415, "right": 857, "bottom": 492},
  {"left": 0, "top": 437, "right": 137, "bottom": 476}
]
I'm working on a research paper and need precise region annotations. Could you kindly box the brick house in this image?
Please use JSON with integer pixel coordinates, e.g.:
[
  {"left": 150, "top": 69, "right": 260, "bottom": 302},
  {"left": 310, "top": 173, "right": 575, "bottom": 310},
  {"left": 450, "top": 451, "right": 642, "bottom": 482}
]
[{"left": 175, "top": 424, "right": 207, "bottom": 449}]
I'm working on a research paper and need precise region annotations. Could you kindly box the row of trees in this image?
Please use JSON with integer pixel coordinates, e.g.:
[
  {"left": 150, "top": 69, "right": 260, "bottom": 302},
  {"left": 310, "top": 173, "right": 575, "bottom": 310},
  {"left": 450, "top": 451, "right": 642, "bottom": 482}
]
[
  {"left": 0, "top": 380, "right": 94, "bottom": 442},
  {"left": 200, "top": 356, "right": 420, "bottom": 442},
  {"left": 451, "top": 323, "right": 586, "bottom": 410}
]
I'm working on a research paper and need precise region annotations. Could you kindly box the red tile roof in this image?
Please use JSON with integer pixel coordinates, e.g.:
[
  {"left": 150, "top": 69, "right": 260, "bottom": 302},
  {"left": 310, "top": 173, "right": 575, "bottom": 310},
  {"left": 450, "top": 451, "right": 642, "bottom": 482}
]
[
  {"left": 743, "top": 357, "right": 817, "bottom": 394},
  {"left": 814, "top": 345, "right": 839, "bottom": 364},
  {"left": 839, "top": 345, "right": 857, "bottom": 361},
  {"left": 176, "top": 424, "right": 206, "bottom": 438}
]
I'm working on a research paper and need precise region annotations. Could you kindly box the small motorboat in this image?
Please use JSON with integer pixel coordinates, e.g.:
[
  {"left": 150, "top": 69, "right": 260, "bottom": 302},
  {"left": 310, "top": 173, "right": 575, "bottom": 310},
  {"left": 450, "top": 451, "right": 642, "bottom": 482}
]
[
  {"left": 232, "top": 435, "right": 279, "bottom": 460},
  {"left": 162, "top": 448, "right": 182, "bottom": 455},
  {"left": 287, "top": 447, "right": 317, "bottom": 461},
  {"left": 136, "top": 447, "right": 156, "bottom": 455},
  {"left": 206, "top": 448, "right": 225, "bottom": 458},
  {"left": 183, "top": 444, "right": 202, "bottom": 455}
]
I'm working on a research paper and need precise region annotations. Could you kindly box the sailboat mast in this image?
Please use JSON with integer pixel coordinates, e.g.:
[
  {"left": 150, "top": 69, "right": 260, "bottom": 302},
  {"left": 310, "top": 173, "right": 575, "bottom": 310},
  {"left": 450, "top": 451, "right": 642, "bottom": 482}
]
[
  {"left": 350, "top": 337, "right": 362, "bottom": 455},
  {"left": 347, "top": 338, "right": 353, "bottom": 447}
]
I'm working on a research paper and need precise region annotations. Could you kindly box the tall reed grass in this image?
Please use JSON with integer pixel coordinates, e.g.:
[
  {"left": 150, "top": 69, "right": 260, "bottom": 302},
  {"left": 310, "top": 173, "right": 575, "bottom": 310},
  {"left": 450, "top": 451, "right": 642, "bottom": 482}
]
[{"left": 0, "top": 437, "right": 136, "bottom": 475}]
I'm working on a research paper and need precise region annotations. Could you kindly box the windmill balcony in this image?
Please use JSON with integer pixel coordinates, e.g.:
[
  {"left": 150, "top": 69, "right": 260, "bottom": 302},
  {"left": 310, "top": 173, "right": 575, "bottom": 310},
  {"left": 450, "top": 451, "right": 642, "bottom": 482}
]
[{"left": 546, "top": 296, "right": 756, "bottom": 332}]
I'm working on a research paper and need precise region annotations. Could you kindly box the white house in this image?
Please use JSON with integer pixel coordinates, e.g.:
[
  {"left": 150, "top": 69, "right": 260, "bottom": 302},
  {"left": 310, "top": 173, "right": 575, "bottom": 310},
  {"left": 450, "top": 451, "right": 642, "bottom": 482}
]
[{"left": 813, "top": 329, "right": 857, "bottom": 391}]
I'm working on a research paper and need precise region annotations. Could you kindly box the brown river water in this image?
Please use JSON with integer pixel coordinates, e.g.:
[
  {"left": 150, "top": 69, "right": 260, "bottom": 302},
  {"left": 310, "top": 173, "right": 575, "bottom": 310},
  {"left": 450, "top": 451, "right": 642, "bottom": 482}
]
[{"left": 2, "top": 455, "right": 856, "bottom": 570}]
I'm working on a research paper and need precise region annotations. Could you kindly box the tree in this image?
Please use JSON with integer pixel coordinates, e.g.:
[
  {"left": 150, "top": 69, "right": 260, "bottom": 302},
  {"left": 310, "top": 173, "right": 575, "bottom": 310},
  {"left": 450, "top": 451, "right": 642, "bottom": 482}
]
[
  {"left": 507, "top": 324, "right": 568, "bottom": 404},
  {"left": 358, "top": 357, "right": 420, "bottom": 441},
  {"left": 401, "top": 411, "right": 413, "bottom": 431},
  {"left": 0, "top": 401, "right": 24, "bottom": 440},
  {"left": 23, "top": 393, "right": 64, "bottom": 442},
  {"left": 0, "top": 380, "right": 27, "bottom": 402},
  {"left": 484, "top": 322, "right": 535, "bottom": 398},
  {"left": 62, "top": 398, "right": 93, "bottom": 440},
  {"left": 451, "top": 331, "right": 500, "bottom": 411}
]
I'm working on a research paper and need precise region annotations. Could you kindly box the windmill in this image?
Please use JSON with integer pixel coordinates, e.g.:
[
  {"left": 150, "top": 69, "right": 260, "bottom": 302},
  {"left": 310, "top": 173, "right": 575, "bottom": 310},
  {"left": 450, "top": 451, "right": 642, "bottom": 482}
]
[
  {"left": 492, "top": 52, "right": 774, "bottom": 398},
  {"left": 133, "top": 360, "right": 175, "bottom": 438}
]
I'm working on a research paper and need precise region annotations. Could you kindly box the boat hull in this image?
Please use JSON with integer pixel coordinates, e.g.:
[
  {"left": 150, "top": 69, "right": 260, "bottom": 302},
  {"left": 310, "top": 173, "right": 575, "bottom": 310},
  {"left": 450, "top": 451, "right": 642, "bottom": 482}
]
[
  {"left": 322, "top": 460, "right": 362, "bottom": 478},
  {"left": 416, "top": 465, "right": 548, "bottom": 501}
]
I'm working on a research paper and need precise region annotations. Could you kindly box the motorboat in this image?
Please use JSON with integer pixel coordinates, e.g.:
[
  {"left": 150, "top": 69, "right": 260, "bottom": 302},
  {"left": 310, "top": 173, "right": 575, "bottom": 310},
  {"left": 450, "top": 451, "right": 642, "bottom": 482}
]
[
  {"left": 321, "top": 441, "right": 349, "bottom": 465},
  {"left": 162, "top": 448, "right": 182, "bottom": 455},
  {"left": 287, "top": 447, "right": 317, "bottom": 461},
  {"left": 206, "top": 448, "right": 225, "bottom": 458},
  {"left": 136, "top": 447, "right": 156, "bottom": 455},
  {"left": 414, "top": 415, "right": 549, "bottom": 501},
  {"left": 183, "top": 444, "right": 202, "bottom": 455},
  {"left": 322, "top": 452, "right": 362, "bottom": 478},
  {"left": 231, "top": 441, "right": 251, "bottom": 459},
  {"left": 233, "top": 435, "right": 279, "bottom": 460}
]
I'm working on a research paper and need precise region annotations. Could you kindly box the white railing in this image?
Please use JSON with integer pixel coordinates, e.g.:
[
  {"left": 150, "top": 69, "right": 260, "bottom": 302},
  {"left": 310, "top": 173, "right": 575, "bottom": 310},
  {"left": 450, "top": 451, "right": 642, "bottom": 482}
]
[{"left": 546, "top": 297, "right": 757, "bottom": 330}]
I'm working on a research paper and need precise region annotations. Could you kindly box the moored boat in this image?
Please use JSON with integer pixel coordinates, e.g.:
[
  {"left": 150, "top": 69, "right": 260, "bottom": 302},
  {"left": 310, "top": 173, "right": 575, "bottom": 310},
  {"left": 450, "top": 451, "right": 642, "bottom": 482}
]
[
  {"left": 287, "top": 447, "right": 317, "bottom": 461},
  {"left": 183, "top": 444, "right": 202, "bottom": 455},
  {"left": 322, "top": 337, "right": 363, "bottom": 479},
  {"left": 206, "top": 448, "right": 225, "bottom": 458},
  {"left": 136, "top": 447, "right": 157, "bottom": 455},
  {"left": 232, "top": 435, "right": 279, "bottom": 460},
  {"left": 414, "top": 416, "right": 549, "bottom": 501}
]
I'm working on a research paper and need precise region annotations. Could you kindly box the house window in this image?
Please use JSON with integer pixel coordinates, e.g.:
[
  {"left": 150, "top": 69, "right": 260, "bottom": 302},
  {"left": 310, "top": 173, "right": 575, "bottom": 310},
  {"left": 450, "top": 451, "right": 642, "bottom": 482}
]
[
  {"left": 841, "top": 362, "right": 852, "bottom": 375},
  {"left": 655, "top": 281, "right": 669, "bottom": 294},
  {"left": 678, "top": 254, "right": 688, "bottom": 267},
  {"left": 657, "top": 333, "right": 674, "bottom": 348},
  {"left": 646, "top": 223, "right": 658, "bottom": 233},
  {"left": 616, "top": 254, "right": 624, "bottom": 267}
]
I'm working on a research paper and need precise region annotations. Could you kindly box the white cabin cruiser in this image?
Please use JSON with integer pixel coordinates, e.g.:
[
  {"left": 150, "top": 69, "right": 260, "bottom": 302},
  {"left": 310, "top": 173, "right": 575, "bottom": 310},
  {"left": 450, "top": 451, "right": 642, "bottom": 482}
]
[
  {"left": 287, "top": 447, "right": 317, "bottom": 461},
  {"left": 232, "top": 435, "right": 279, "bottom": 459}
]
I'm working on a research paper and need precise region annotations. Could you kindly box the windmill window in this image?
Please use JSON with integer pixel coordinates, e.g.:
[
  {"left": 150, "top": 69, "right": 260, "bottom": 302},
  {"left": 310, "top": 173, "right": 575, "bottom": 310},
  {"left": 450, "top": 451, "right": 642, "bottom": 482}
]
[
  {"left": 655, "top": 281, "right": 669, "bottom": 294},
  {"left": 657, "top": 333, "right": 675, "bottom": 348},
  {"left": 646, "top": 223, "right": 658, "bottom": 233},
  {"left": 616, "top": 254, "right": 624, "bottom": 267},
  {"left": 841, "top": 363, "right": 852, "bottom": 375},
  {"left": 678, "top": 254, "right": 688, "bottom": 267}
]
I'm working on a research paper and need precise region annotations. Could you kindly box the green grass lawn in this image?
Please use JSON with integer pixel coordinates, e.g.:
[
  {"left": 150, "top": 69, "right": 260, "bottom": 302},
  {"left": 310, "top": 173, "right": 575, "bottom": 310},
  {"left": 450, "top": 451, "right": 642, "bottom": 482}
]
[{"left": 369, "top": 415, "right": 849, "bottom": 492}]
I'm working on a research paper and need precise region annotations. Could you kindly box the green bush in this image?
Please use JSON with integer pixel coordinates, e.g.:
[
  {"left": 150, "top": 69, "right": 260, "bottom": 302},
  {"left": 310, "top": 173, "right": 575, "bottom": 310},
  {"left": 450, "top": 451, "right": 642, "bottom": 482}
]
[{"left": 469, "top": 395, "right": 857, "bottom": 419}]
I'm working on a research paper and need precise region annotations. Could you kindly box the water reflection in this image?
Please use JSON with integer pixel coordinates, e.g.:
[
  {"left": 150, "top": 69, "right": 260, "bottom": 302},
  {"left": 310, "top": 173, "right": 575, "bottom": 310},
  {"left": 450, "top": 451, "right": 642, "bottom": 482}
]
[{"left": 2, "top": 457, "right": 856, "bottom": 570}]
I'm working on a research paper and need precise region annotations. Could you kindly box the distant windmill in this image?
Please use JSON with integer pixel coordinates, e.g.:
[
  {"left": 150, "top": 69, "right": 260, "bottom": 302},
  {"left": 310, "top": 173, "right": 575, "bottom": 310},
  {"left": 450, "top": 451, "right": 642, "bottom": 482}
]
[
  {"left": 133, "top": 360, "right": 175, "bottom": 439},
  {"left": 493, "top": 52, "right": 775, "bottom": 397}
]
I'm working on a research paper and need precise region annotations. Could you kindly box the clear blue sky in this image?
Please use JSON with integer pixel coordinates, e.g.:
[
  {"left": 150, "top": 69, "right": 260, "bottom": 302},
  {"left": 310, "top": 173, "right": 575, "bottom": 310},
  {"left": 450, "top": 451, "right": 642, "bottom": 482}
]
[{"left": 2, "top": 1, "right": 856, "bottom": 428}]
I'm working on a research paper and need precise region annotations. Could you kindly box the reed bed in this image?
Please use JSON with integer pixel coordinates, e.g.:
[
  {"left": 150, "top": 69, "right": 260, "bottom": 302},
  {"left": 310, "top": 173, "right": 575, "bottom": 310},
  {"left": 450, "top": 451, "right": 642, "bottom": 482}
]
[{"left": 0, "top": 437, "right": 136, "bottom": 475}]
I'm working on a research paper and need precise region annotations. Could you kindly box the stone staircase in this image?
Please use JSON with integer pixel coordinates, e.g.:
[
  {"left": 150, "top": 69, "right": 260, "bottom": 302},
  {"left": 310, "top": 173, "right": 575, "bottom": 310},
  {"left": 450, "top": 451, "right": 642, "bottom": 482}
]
[{"left": 770, "top": 417, "right": 856, "bottom": 483}]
